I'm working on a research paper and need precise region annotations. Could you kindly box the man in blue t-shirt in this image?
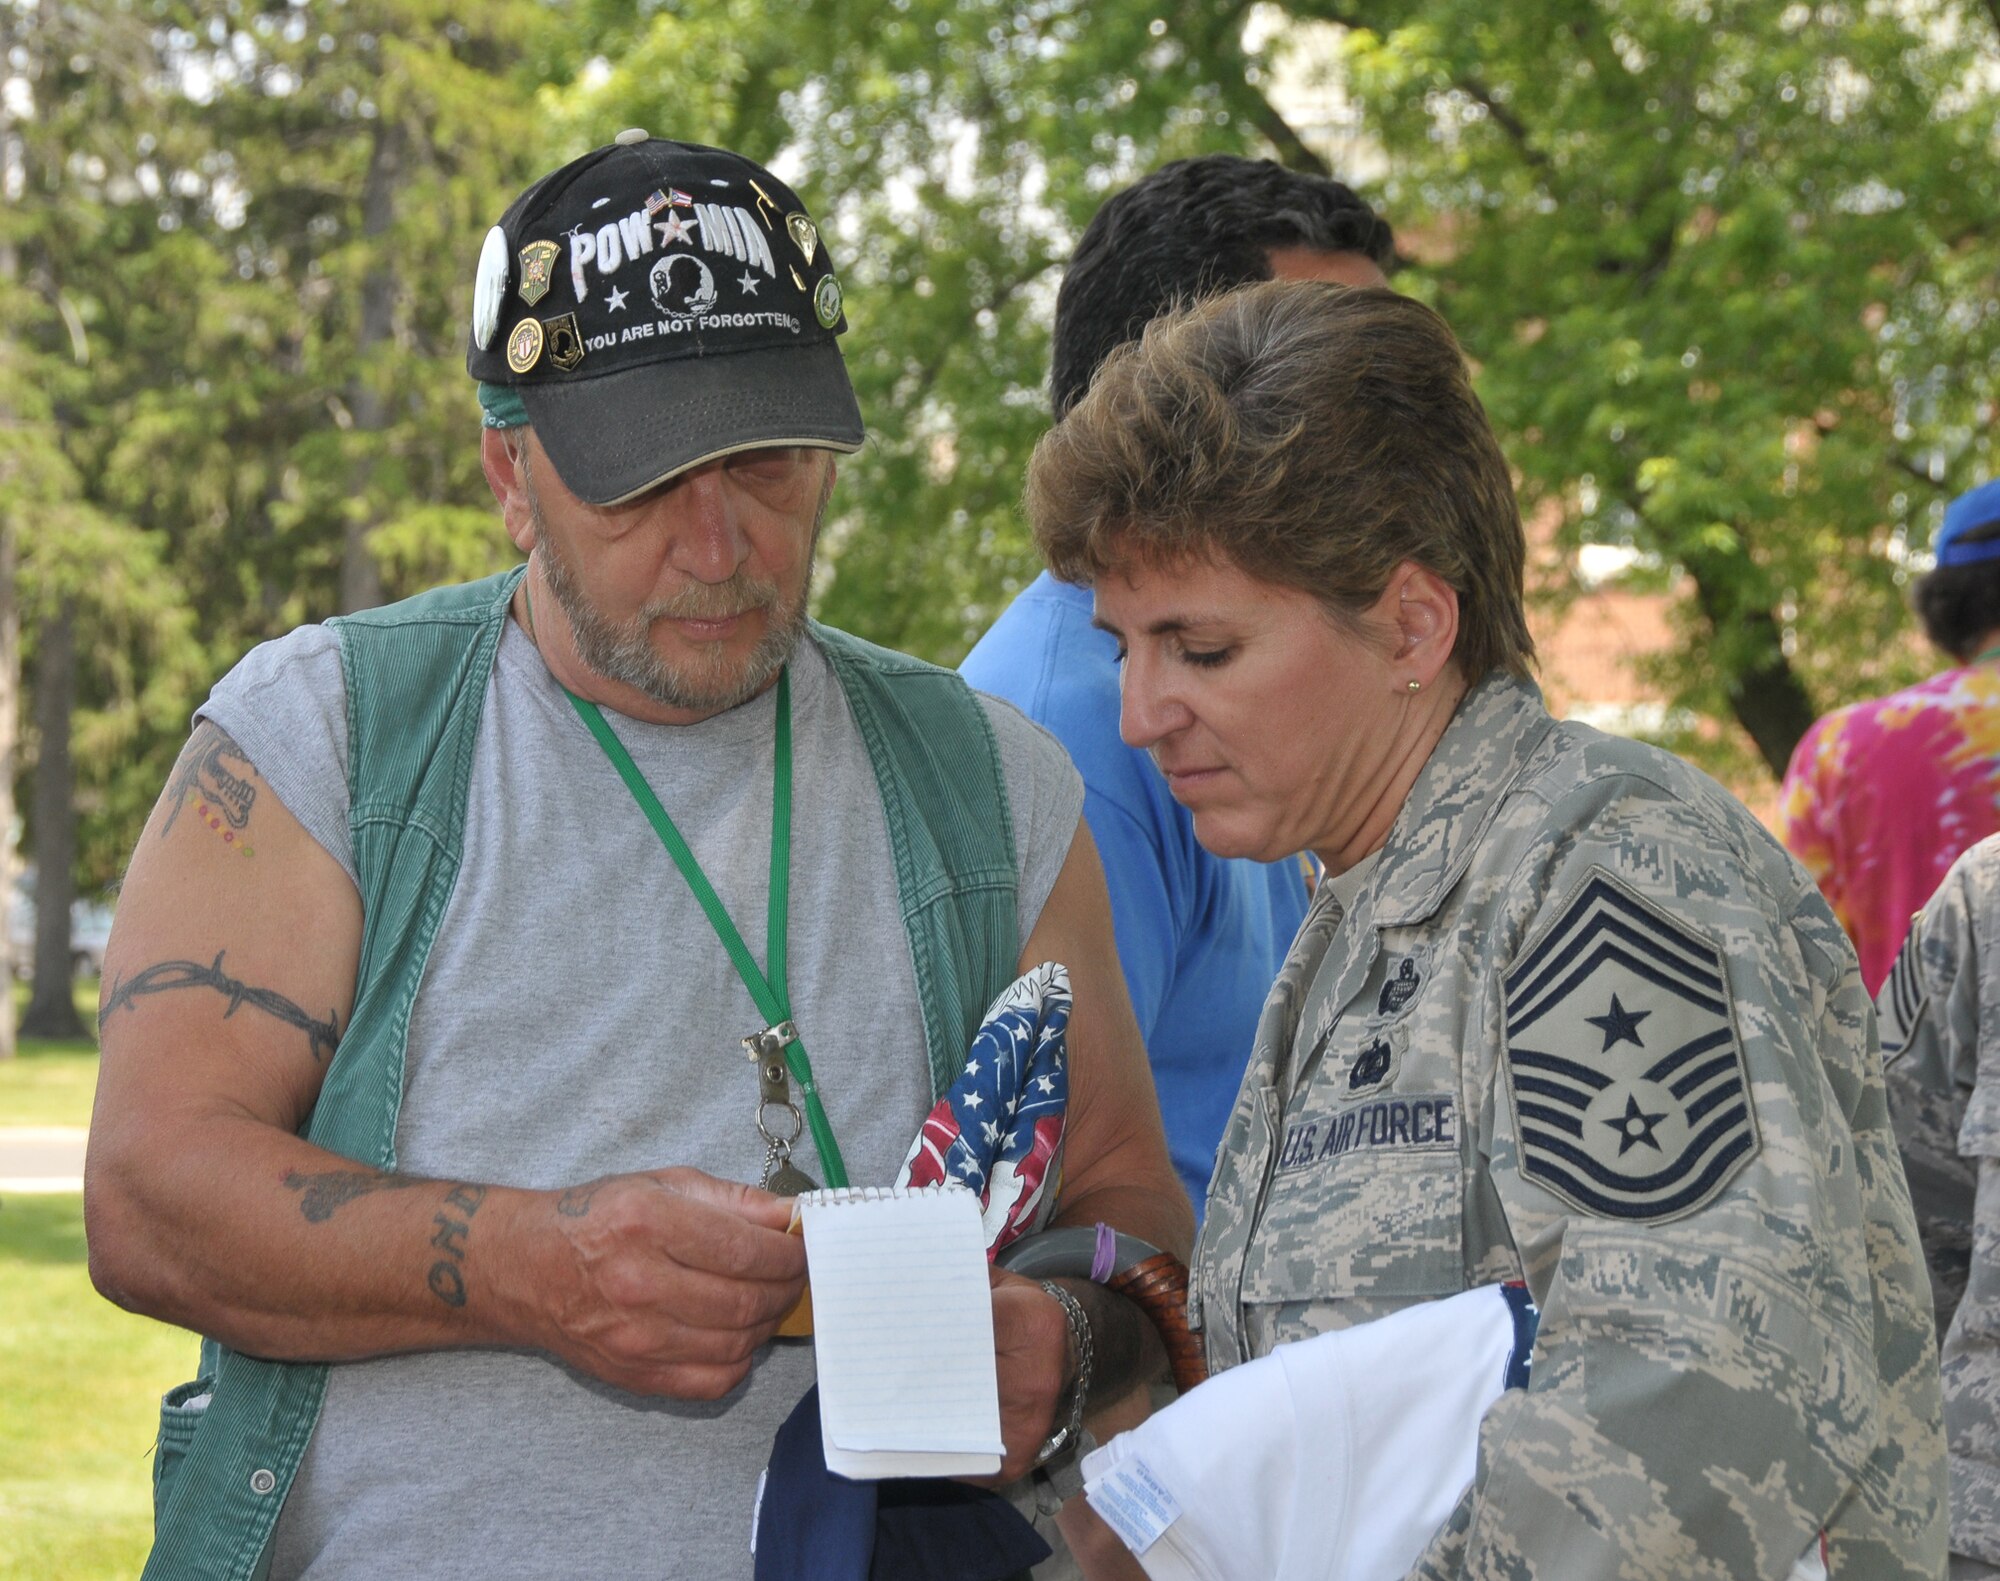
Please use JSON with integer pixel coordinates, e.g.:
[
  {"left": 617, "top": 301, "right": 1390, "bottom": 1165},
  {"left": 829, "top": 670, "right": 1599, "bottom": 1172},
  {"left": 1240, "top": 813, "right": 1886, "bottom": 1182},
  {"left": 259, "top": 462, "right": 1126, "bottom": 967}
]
[{"left": 962, "top": 157, "right": 1396, "bottom": 1219}]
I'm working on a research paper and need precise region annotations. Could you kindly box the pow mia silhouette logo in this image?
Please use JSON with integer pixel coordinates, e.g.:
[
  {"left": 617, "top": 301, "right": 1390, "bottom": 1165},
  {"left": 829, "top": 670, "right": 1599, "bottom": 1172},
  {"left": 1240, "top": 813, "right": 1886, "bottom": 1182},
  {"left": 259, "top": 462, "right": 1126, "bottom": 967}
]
[
  {"left": 649, "top": 253, "right": 719, "bottom": 318},
  {"left": 1502, "top": 869, "right": 1758, "bottom": 1222},
  {"left": 1876, "top": 916, "right": 1929, "bottom": 1068}
]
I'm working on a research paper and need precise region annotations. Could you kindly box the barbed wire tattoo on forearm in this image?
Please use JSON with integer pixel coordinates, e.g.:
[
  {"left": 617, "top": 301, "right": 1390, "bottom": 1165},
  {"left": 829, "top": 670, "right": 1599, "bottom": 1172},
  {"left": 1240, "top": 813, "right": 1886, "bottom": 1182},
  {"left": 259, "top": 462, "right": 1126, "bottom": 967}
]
[{"left": 99, "top": 950, "right": 342, "bottom": 1063}]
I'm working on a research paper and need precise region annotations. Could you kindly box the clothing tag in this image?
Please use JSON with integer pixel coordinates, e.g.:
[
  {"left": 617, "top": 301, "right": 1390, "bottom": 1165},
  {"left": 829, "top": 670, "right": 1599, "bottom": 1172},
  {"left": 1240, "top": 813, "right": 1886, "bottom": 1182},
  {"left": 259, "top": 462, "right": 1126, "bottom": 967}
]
[{"left": 1087, "top": 1454, "right": 1183, "bottom": 1555}]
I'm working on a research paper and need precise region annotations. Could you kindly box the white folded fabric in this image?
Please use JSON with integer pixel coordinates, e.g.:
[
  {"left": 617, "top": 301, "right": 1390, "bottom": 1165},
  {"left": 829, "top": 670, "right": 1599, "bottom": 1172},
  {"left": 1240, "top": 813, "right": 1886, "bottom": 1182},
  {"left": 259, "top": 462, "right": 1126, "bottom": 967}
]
[
  {"left": 1081, "top": 1284, "right": 1829, "bottom": 1581},
  {"left": 1081, "top": 1284, "right": 1525, "bottom": 1581}
]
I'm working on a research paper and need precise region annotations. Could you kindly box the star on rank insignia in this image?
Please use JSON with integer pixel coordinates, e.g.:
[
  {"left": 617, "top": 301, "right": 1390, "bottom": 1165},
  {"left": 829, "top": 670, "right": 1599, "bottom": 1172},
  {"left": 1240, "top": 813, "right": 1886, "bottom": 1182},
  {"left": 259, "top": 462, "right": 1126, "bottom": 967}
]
[
  {"left": 1501, "top": 868, "right": 1758, "bottom": 1223},
  {"left": 1876, "top": 916, "right": 1929, "bottom": 1067}
]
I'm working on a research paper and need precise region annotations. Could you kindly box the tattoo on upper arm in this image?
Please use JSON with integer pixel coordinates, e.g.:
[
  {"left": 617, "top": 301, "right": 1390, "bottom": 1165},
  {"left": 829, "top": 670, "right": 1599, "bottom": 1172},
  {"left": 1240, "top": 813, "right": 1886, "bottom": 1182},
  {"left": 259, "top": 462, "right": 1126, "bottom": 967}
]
[
  {"left": 99, "top": 950, "right": 342, "bottom": 1063},
  {"left": 162, "top": 724, "right": 259, "bottom": 856}
]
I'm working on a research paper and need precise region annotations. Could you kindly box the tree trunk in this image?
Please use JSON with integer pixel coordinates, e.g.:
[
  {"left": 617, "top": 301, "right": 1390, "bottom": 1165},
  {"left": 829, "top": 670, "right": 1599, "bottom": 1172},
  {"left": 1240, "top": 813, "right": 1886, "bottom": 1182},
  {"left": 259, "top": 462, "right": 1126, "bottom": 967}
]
[
  {"left": 339, "top": 117, "right": 405, "bottom": 615},
  {"left": 22, "top": 599, "right": 83, "bottom": 1039},
  {"left": 1683, "top": 552, "right": 1821, "bottom": 778},
  {"left": 0, "top": 222, "right": 20, "bottom": 1060}
]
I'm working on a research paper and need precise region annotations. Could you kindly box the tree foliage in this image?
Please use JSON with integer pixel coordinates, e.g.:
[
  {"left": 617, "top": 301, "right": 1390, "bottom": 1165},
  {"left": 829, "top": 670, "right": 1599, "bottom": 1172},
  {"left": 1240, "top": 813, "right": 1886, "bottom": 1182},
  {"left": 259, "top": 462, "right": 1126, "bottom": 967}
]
[
  {"left": 1329, "top": 0, "right": 2000, "bottom": 774},
  {"left": 6, "top": 0, "right": 2000, "bottom": 955}
]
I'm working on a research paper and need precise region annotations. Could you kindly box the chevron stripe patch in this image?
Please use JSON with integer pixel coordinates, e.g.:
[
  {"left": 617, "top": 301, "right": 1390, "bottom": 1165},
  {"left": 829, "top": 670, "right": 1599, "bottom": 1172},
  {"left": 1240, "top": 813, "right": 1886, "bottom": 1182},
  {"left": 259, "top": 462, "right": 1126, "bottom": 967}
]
[
  {"left": 1503, "top": 869, "right": 1759, "bottom": 1222},
  {"left": 1876, "top": 915, "right": 1929, "bottom": 1067}
]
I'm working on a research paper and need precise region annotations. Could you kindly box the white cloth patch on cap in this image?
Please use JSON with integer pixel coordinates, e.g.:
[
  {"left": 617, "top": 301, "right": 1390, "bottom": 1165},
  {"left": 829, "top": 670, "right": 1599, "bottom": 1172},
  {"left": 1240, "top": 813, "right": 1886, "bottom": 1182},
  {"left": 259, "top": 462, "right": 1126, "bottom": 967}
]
[{"left": 472, "top": 225, "right": 508, "bottom": 351}]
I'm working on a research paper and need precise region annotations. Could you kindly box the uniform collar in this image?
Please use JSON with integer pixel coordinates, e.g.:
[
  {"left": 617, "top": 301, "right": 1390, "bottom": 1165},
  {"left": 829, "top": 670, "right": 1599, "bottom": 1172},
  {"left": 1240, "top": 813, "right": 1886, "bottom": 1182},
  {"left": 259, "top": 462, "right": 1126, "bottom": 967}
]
[{"left": 1363, "top": 672, "right": 1557, "bottom": 928}]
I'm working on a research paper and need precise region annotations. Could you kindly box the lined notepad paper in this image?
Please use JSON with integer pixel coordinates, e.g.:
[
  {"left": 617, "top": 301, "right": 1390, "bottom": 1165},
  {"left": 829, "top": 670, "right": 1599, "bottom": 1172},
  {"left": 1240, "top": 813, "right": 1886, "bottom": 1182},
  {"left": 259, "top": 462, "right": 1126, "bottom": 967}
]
[{"left": 796, "top": 1184, "right": 1004, "bottom": 1479}]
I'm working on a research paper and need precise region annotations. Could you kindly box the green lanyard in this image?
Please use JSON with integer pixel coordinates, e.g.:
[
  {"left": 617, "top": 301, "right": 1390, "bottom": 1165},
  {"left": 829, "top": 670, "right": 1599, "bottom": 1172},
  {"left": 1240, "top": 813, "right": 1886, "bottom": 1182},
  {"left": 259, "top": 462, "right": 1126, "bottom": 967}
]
[{"left": 563, "top": 667, "right": 850, "bottom": 1189}]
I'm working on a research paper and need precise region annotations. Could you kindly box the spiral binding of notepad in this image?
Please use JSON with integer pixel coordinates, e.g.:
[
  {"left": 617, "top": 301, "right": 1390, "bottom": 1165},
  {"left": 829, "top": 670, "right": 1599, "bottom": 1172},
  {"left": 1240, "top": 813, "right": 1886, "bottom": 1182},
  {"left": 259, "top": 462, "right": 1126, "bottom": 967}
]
[{"left": 792, "top": 1181, "right": 970, "bottom": 1210}]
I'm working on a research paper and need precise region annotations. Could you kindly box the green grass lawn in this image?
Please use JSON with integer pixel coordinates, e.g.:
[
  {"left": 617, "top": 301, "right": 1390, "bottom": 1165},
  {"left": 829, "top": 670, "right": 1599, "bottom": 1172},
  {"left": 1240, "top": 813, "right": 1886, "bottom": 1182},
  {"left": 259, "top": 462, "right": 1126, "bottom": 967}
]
[
  {"left": 0, "top": 978, "right": 186, "bottom": 1578},
  {"left": 0, "top": 1195, "right": 191, "bottom": 1579},
  {"left": 0, "top": 979, "right": 101, "bottom": 1129}
]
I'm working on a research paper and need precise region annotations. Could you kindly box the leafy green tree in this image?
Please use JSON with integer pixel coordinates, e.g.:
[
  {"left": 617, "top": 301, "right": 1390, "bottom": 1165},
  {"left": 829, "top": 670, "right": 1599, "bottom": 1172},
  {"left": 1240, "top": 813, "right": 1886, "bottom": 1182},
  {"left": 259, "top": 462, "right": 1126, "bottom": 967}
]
[
  {"left": 1, "top": 0, "right": 207, "bottom": 1039},
  {"left": 98, "top": 0, "right": 551, "bottom": 629},
  {"left": 556, "top": 0, "right": 1264, "bottom": 659},
  {"left": 1320, "top": 0, "right": 2000, "bottom": 775},
  {"left": 568, "top": 0, "right": 2000, "bottom": 786},
  {"left": 12, "top": 0, "right": 2000, "bottom": 959},
  {"left": 3, "top": 0, "right": 552, "bottom": 1039}
]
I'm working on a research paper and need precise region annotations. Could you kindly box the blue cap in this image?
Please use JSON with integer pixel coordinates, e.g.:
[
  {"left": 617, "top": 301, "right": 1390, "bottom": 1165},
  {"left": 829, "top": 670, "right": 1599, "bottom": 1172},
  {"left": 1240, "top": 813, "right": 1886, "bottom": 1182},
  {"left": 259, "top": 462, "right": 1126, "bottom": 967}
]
[{"left": 1937, "top": 479, "right": 2000, "bottom": 567}]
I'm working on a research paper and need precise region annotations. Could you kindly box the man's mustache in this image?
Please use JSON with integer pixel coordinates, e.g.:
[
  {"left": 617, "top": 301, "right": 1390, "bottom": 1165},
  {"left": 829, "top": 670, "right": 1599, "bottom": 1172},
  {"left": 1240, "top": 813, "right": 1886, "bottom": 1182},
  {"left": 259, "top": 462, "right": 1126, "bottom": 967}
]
[{"left": 639, "top": 576, "right": 780, "bottom": 623}]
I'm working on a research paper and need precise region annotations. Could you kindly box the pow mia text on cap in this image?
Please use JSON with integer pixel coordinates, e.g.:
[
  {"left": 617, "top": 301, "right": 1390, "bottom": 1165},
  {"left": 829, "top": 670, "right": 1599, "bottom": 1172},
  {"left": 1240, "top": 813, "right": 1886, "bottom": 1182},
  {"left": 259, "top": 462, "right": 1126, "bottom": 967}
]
[{"left": 466, "top": 131, "right": 862, "bottom": 508}]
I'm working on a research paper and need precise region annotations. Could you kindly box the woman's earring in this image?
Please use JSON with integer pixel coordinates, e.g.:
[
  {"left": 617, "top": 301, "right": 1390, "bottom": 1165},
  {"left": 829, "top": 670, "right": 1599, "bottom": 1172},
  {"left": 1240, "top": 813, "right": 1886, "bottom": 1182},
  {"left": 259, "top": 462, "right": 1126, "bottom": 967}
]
[{"left": 1406, "top": 679, "right": 1421, "bottom": 694}]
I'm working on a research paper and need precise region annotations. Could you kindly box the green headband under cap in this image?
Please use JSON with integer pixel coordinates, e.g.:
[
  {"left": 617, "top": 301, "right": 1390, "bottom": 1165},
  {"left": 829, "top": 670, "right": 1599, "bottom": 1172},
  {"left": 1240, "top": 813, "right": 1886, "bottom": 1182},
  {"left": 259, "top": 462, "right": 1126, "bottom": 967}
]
[{"left": 478, "top": 381, "right": 529, "bottom": 430}]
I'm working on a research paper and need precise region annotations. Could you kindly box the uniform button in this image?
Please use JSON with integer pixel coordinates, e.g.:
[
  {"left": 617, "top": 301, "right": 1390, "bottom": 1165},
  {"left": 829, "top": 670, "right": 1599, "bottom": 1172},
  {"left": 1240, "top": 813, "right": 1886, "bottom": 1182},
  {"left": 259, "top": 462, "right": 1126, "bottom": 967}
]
[
  {"left": 614, "top": 127, "right": 648, "bottom": 146},
  {"left": 250, "top": 1468, "right": 277, "bottom": 1495}
]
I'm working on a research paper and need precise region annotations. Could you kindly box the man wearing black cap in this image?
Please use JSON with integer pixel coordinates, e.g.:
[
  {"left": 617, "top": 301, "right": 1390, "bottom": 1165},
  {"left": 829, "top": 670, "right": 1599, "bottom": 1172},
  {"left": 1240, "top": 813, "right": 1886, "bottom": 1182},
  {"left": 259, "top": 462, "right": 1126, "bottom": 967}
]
[{"left": 86, "top": 132, "right": 1189, "bottom": 1580}]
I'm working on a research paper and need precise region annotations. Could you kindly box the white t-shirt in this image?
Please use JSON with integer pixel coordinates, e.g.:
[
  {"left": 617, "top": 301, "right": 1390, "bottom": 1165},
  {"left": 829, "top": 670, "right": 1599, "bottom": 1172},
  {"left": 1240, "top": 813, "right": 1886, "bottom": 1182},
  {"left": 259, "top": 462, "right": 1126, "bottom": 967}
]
[{"left": 196, "top": 613, "right": 1084, "bottom": 1581}]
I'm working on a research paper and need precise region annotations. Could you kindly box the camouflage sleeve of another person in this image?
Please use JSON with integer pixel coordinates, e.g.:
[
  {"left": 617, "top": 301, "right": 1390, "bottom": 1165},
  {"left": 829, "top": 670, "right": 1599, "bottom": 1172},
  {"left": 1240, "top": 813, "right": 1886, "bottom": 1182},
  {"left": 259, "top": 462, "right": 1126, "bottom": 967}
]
[
  {"left": 1884, "top": 836, "right": 2000, "bottom": 1570},
  {"left": 1407, "top": 781, "right": 1945, "bottom": 1581}
]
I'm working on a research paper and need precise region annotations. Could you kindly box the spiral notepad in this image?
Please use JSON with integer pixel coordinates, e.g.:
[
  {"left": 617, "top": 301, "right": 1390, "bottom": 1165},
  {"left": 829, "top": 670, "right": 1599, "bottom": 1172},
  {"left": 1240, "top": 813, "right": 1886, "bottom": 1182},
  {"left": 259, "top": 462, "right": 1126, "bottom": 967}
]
[{"left": 794, "top": 1183, "right": 1004, "bottom": 1478}]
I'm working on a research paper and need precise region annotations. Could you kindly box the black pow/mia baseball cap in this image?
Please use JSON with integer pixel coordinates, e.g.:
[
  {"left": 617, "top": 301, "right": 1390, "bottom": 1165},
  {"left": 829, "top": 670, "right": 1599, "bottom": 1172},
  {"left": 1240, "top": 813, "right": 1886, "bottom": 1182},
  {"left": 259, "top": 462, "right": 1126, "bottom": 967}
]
[{"left": 466, "top": 130, "right": 864, "bottom": 506}]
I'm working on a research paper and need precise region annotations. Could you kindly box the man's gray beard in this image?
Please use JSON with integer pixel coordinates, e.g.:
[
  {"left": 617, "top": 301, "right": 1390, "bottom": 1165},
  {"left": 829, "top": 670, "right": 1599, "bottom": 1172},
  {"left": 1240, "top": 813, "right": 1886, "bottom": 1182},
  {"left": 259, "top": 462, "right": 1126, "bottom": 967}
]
[{"left": 528, "top": 479, "right": 826, "bottom": 716}]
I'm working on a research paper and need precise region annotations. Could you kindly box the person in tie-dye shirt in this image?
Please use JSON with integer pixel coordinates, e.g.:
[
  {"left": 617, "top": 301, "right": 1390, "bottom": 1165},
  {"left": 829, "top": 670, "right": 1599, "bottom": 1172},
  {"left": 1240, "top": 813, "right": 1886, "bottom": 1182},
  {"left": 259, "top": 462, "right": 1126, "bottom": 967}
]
[{"left": 1779, "top": 477, "right": 2000, "bottom": 993}]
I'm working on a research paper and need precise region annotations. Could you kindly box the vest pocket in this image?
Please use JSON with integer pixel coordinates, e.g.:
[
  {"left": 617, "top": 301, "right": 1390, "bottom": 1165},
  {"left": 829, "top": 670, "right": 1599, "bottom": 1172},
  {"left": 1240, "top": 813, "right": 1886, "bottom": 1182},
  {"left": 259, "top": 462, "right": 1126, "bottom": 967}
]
[{"left": 152, "top": 1377, "right": 214, "bottom": 1513}]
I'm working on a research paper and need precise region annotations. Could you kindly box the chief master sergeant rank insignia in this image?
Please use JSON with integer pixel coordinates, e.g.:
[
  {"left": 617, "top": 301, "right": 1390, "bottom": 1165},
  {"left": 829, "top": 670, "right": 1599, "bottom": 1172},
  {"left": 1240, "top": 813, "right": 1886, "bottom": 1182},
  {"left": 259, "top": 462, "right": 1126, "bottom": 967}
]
[{"left": 1501, "top": 867, "right": 1759, "bottom": 1222}]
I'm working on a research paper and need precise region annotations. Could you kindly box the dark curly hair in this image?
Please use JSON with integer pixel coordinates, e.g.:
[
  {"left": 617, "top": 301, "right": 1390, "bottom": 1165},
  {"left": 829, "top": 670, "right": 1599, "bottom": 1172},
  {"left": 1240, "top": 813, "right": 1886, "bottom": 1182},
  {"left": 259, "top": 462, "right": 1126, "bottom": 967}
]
[
  {"left": 1050, "top": 155, "right": 1394, "bottom": 418},
  {"left": 1912, "top": 519, "right": 2000, "bottom": 660}
]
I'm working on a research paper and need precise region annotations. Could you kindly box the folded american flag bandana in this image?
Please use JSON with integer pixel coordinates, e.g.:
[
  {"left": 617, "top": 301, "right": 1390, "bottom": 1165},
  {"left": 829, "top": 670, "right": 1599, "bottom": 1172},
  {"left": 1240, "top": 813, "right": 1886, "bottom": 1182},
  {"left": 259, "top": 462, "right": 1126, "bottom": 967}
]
[{"left": 895, "top": 960, "right": 1069, "bottom": 1255}]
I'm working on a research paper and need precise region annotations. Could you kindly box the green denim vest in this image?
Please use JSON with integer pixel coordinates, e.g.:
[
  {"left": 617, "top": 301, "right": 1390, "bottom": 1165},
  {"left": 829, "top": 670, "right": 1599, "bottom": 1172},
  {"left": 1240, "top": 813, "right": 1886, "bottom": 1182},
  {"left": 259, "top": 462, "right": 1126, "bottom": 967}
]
[{"left": 143, "top": 567, "right": 1021, "bottom": 1580}]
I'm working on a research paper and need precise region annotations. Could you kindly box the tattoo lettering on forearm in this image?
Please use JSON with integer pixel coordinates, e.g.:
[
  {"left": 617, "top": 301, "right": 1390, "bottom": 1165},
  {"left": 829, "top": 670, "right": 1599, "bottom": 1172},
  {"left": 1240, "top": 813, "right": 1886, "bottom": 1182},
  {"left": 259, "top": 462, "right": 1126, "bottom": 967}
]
[
  {"left": 556, "top": 1180, "right": 605, "bottom": 1218},
  {"left": 162, "top": 724, "right": 258, "bottom": 852},
  {"left": 98, "top": 950, "right": 341, "bottom": 1063},
  {"left": 283, "top": 1169, "right": 430, "bottom": 1223},
  {"left": 427, "top": 1184, "right": 489, "bottom": 1308}
]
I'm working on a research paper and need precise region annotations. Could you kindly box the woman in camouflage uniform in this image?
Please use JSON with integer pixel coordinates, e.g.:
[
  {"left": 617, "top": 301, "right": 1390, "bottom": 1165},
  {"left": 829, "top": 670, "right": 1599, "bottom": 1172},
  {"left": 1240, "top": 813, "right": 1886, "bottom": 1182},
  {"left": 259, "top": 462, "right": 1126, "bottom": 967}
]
[{"left": 1026, "top": 281, "right": 1945, "bottom": 1580}]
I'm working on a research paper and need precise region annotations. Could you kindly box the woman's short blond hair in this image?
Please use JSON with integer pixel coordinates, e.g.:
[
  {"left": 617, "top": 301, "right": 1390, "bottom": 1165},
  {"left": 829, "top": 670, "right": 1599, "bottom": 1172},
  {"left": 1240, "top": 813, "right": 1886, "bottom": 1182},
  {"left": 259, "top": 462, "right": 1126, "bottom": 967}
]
[{"left": 1026, "top": 281, "right": 1535, "bottom": 683}]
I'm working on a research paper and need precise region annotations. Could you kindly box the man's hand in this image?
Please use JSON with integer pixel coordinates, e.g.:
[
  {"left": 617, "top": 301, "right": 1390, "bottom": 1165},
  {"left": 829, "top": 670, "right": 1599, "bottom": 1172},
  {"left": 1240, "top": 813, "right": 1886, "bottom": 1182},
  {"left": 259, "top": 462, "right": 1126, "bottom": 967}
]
[
  {"left": 983, "top": 1263, "right": 1074, "bottom": 1483},
  {"left": 526, "top": 1167, "right": 807, "bottom": 1400}
]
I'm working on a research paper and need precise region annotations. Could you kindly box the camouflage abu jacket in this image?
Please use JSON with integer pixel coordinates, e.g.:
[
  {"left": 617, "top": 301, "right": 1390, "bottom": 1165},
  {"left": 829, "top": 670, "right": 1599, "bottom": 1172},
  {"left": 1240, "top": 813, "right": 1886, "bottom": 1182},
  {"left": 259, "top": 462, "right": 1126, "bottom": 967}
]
[
  {"left": 1880, "top": 832, "right": 2000, "bottom": 1574},
  {"left": 1194, "top": 673, "right": 1946, "bottom": 1580}
]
